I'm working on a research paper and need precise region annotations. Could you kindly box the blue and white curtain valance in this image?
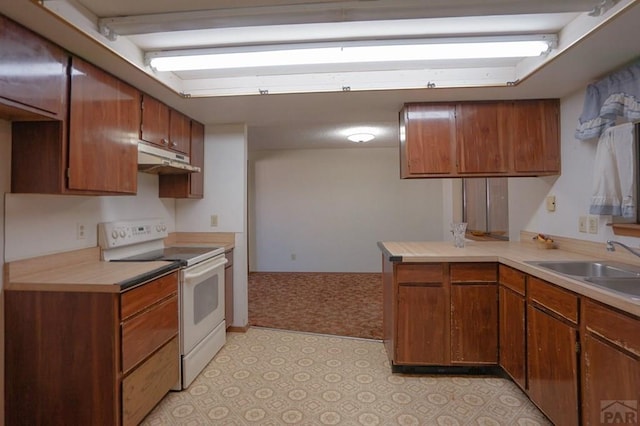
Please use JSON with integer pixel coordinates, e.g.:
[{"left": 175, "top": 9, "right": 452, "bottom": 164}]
[{"left": 575, "top": 59, "right": 640, "bottom": 141}]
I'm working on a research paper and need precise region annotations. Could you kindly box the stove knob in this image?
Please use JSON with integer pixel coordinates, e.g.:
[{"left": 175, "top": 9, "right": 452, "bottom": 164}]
[
  {"left": 156, "top": 225, "right": 161, "bottom": 232},
  {"left": 111, "top": 230, "right": 118, "bottom": 239},
  {"left": 161, "top": 224, "right": 167, "bottom": 231},
  {"left": 119, "top": 230, "right": 126, "bottom": 238}
]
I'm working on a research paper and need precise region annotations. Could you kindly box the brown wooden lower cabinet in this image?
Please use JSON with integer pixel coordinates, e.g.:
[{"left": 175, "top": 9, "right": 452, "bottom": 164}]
[
  {"left": 384, "top": 259, "right": 640, "bottom": 426},
  {"left": 498, "top": 265, "right": 526, "bottom": 389},
  {"left": 4, "top": 271, "right": 179, "bottom": 425},
  {"left": 527, "top": 304, "right": 579, "bottom": 426},
  {"left": 450, "top": 263, "right": 498, "bottom": 364},
  {"left": 581, "top": 299, "right": 640, "bottom": 426},
  {"left": 396, "top": 282, "right": 448, "bottom": 364},
  {"left": 498, "top": 285, "right": 526, "bottom": 388},
  {"left": 386, "top": 262, "right": 499, "bottom": 367}
]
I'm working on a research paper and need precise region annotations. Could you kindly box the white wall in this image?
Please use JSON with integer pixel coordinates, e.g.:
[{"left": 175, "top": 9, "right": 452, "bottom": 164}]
[
  {"left": 176, "top": 124, "right": 249, "bottom": 328},
  {"left": 4, "top": 174, "right": 175, "bottom": 261},
  {"left": 514, "top": 88, "right": 639, "bottom": 247},
  {"left": 249, "top": 147, "right": 443, "bottom": 272}
]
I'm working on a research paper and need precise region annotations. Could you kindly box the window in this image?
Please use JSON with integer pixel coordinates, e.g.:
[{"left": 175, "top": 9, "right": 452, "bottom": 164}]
[{"left": 462, "top": 178, "right": 509, "bottom": 240}]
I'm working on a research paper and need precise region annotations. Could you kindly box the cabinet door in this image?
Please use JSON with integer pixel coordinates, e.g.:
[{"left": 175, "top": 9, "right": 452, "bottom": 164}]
[
  {"left": 582, "top": 334, "right": 640, "bottom": 426},
  {"left": 451, "top": 284, "right": 498, "bottom": 364},
  {"left": 68, "top": 57, "right": 139, "bottom": 194},
  {"left": 400, "top": 103, "right": 456, "bottom": 176},
  {"left": 5, "top": 290, "right": 119, "bottom": 425},
  {"left": 499, "top": 285, "right": 526, "bottom": 388},
  {"left": 527, "top": 305, "right": 579, "bottom": 426},
  {"left": 0, "top": 15, "right": 68, "bottom": 117},
  {"left": 140, "top": 94, "right": 170, "bottom": 148},
  {"left": 158, "top": 119, "right": 204, "bottom": 198},
  {"left": 169, "top": 109, "right": 191, "bottom": 154},
  {"left": 512, "top": 99, "right": 560, "bottom": 173},
  {"left": 396, "top": 284, "right": 447, "bottom": 365},
  {"left": 456, "top": 102, "right": 509, "bottom": 174}
]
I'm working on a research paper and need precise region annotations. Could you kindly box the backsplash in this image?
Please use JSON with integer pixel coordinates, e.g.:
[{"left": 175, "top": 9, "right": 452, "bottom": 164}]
[{"left": 4, "top": 173, "right": 176, "bottom": 262}]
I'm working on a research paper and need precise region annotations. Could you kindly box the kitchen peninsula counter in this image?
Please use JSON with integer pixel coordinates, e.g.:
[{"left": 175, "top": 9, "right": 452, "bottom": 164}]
[{"left": 378, "top": 239, "right": 640, "bottom": 316}]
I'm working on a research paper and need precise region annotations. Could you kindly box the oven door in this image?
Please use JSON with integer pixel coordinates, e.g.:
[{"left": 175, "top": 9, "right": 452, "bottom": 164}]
[{"left": 181, "top": 254, "right": 227, "bottom": 354}]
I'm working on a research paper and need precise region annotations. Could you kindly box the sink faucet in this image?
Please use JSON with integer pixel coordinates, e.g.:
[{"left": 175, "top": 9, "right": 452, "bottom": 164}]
[{"left": 606, "top": 240, "right": 640, "bottom": 258}]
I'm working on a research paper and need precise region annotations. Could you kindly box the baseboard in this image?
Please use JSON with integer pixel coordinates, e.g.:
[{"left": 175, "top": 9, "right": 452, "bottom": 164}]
[
  {"left": 227, "top": 324, "right": 250, "bottom": 333},
  {"left": 391, "top": 363, "right": 504, "bottom": 376}
]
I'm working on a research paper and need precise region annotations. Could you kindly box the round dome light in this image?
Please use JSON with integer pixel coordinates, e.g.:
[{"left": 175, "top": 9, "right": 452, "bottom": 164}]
[{"left": 347, "top": 133, "right": 375, "bottom": 143}]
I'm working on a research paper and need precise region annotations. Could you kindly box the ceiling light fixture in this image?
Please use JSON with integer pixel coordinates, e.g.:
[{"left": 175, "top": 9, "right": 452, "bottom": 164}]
[
  {"left": 347, "top": 133, "right": 376, "bottom": 143},
  {"left": 146, "top": 35, "right": 556, "bottom": 72}
]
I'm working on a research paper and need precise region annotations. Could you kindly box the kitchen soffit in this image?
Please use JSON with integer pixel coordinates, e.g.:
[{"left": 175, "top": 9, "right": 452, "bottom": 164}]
[
  {"left": 15, "top": 0, "right": 639, "bottom": 150},
  {"left": 40, "top": 0, "right": 629, "bottom": 98}
]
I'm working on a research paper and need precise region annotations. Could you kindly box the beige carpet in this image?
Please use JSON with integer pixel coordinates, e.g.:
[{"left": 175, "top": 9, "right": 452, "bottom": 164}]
[
  {"left": 142, "top": 328, "right": 551, "bottom": 425},
  {"left": 248, "top": 272, "right": 383, "bottom": 340}
]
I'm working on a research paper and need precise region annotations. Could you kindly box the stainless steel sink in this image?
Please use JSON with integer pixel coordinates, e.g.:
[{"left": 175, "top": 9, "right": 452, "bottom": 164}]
[
  {"left": 526, "top": 260, "right": 640, "bottom": 300},
  {"left": 527, "top": 260, "right": 640, "bottom": 278},
  {"left": 584, "top": 277, "right": 640, "bottom": 299}
]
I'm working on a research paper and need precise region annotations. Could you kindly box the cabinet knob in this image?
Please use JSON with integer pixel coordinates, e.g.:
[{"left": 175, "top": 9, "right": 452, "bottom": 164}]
[
  {"left": 171, "top": 141, "right": 177, "bottom": 147},
  {"left": 161, "top": 138, "right": 169, "bottom": 145}
]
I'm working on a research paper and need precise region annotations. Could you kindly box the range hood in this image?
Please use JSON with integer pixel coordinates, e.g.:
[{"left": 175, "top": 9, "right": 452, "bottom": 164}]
[{"left": 137, "top": 143, "right": 201, "bottom": 174}]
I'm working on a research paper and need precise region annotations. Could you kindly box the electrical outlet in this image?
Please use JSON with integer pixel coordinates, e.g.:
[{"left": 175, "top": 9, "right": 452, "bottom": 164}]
[
  {"left": 588, "top": 215, "right": 598, "bottom": 234},
  {"left": 76, "top": 222, "right": 86, "bottom": 240},
  {"left": 578, "top": 216, "right": 587, "bottom": 233},
  {"left": 210, "top": 215, "right": 218, "bottom": 227}
]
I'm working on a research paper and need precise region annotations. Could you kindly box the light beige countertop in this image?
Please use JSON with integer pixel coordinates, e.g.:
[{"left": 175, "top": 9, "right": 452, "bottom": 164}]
[
  {"left": 5, "top": 247, "right": 179, "bottom": 293},
  {"left": 379, "top": 239, "right": 640, "bottom": 317},
  {"left": 166, "top": 232, "right": 235, "bottom": 251}
]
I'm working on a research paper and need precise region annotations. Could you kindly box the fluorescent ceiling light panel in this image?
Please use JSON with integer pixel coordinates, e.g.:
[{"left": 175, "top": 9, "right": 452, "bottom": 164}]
[{"left": 147, "top": 36, "right": 555, "bottom": 72}]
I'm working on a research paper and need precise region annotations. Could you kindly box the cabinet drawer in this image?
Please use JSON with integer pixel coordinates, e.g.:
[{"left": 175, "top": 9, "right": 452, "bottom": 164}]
[
  {"left": 122, "top": 337, "right": 179, "bottom": 426},
  {"left": 584, "top": 299, "right": 640, "bottom": 356},
  {"left": 499, "top": 265, "right": 526, "bottom": 295},
  {"left": 451, "top": 263, "right": 497, "bottom": 283},
  {"left": 121, "top": 272, "right": 178, "bottom": 320},
  {"left": 396, "top": 264, "right": 443, "bottom": 284},
  {"left": 528, "top": 277, "right": 578, "bottom": 324},
  {"left": 122, "top": 295, "right": 178, "bottom": 373}
]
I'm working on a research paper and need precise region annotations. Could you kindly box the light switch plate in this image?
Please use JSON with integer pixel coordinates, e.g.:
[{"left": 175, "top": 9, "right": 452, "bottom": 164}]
[
  {"left": 578, "top": 216, "right": 587, "bottom": 233},
  {"left": 210, "top": 215, "right": 218, "bottom": 227},
  {"left": 588, "top": 215, "right": 598, "bottom": 234},
  {"left": 546, "top": 195, "right": 556, "bottom": 212}
]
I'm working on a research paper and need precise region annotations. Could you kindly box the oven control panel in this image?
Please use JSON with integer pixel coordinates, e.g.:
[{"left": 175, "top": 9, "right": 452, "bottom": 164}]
[{"left": 98, "top": 218, "right": 168, "bottom": 248}]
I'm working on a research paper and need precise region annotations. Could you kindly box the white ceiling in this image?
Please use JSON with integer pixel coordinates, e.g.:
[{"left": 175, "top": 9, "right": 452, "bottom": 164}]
[{"left": 3, "top": 0, "right": 640, "bottom": 150}]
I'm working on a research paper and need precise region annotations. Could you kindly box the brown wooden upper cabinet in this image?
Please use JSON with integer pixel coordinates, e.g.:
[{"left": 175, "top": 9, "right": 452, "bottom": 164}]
[
  {"left": 159, "top": 119, "right": 205, "bottom": 199},
  {"left": 511, "top": 99, "right": 560, "bottom": 173},
  {"left": 12, "top": 57, "right": 140, "bottom": 195},
  {"left": 140, "top": 94, "right": 190, "bottom": 156},
  {"left": 0, "top": 15, "right": 68, "bottom": 119},
  {"left": 400, "top": 103, "right": 456, "bottom": 176},
  {"left": 400, "top": 99, "right": 560, "bottom": 178},
  {"left": 456, "top": 102, "right": 509, "bottom": 174}
]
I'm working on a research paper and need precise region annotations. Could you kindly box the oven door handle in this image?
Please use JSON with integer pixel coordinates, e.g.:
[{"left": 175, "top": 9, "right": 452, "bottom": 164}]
[{"left": 183, "top": 257, "right": 228, "bottom": 280}]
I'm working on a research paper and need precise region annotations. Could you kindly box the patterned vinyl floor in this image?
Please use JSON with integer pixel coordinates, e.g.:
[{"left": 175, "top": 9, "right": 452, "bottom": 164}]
[{"left": 142, "top": 328, "right": 551, "bottom": 425}]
